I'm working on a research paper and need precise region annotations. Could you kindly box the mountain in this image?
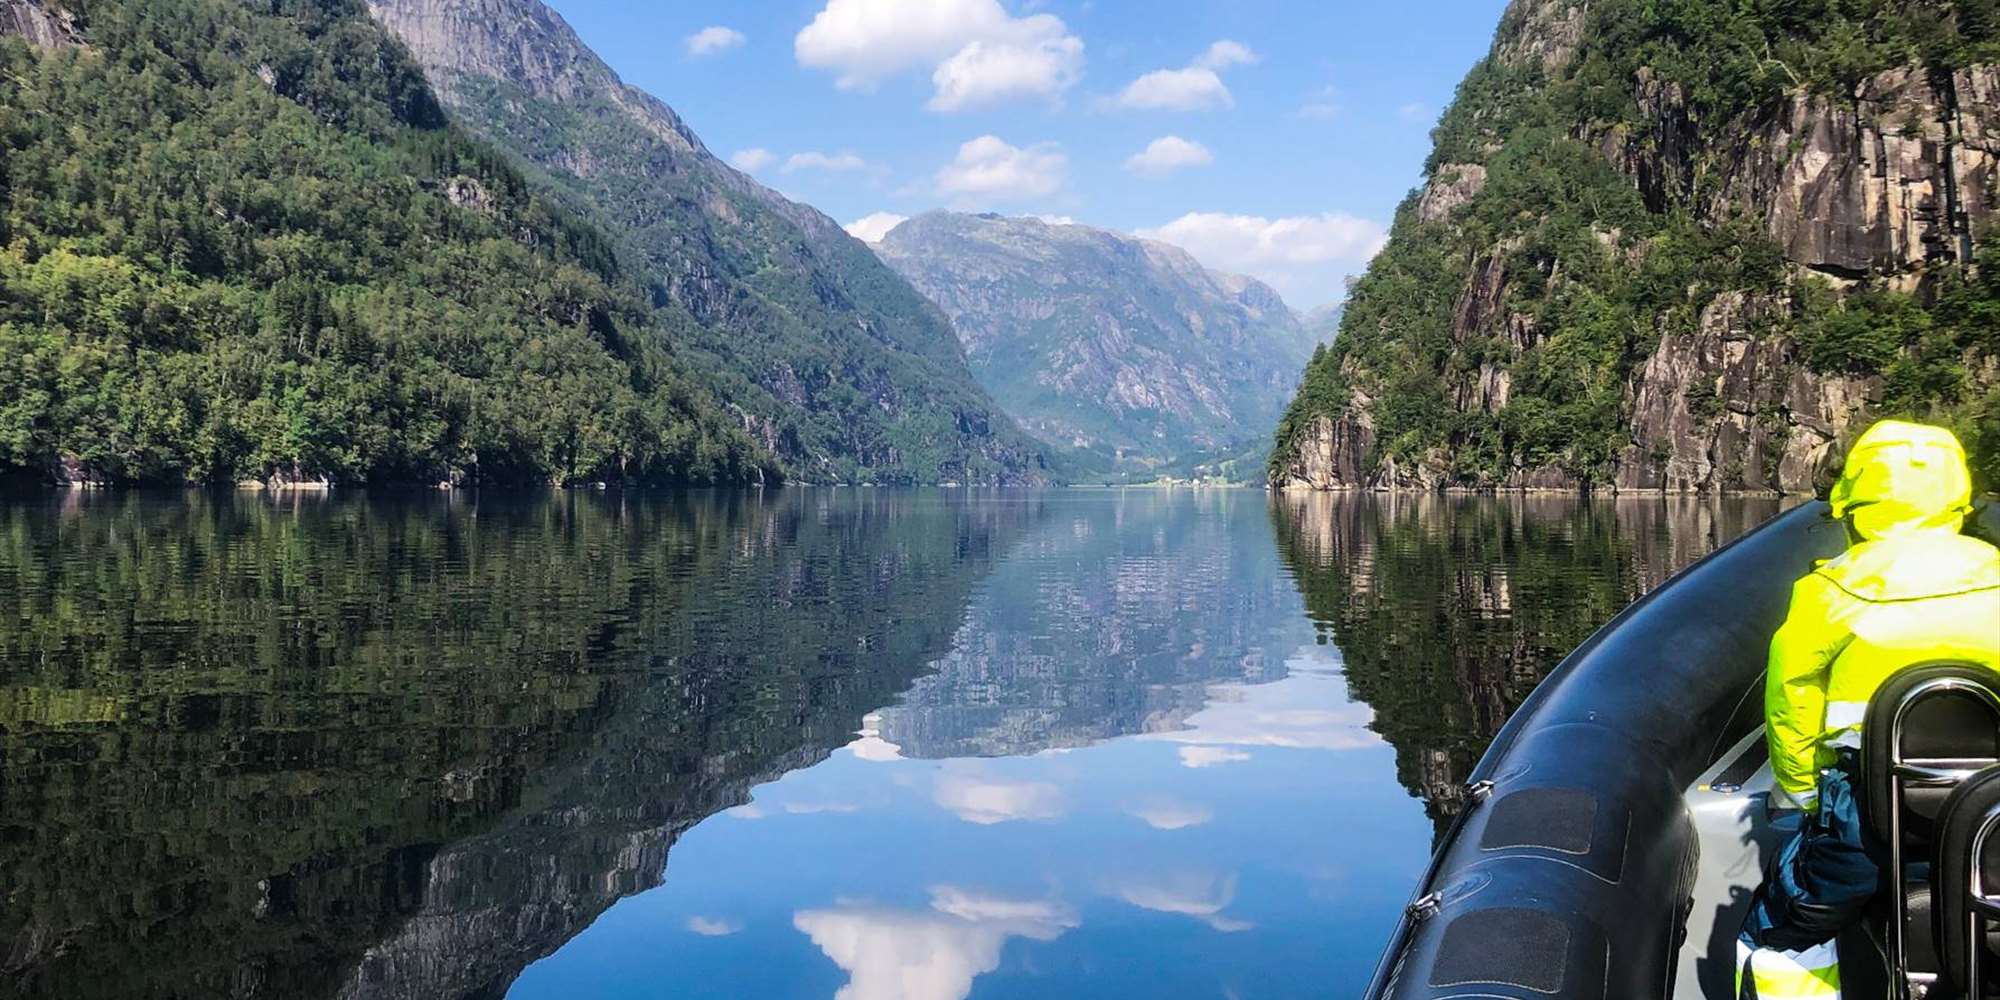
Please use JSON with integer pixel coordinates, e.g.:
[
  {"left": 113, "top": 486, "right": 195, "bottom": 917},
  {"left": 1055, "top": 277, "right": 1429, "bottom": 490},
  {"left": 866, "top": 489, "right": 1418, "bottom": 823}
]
[
  {"left": 0, "top": 0, "right": 773, "bottom": 487},
  {"left": 874, "top": 212, "right": 1322, "bottom": 473},
  {"left": 365, "top": 0, "right": 1048, "bottom": 485},
  {"left": 1270, "top": 0, "right": 2000, "bottom": 493},
  {"left": 1302, "top": 302, "right": 1345, "bottom": 344}
]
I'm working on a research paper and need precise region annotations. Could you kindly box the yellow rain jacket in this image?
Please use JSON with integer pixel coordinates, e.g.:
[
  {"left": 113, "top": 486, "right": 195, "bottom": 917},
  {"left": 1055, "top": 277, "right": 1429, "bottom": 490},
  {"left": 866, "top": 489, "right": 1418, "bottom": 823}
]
[{"left": 1766, "top": 421, "right": 2000, "bottom": 809}]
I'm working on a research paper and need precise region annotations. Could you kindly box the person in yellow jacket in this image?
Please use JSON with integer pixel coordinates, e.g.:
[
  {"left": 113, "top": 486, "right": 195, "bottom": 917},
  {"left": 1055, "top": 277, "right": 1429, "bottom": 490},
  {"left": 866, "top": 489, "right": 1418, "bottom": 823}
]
[{"left": 1740, "top": 420, "right": 2000, "bottom": 999}]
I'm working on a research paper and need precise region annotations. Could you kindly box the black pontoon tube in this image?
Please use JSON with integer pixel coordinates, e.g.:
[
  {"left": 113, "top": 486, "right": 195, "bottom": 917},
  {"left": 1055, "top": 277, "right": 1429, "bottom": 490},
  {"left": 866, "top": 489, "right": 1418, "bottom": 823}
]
[{"left": 1362, "top": 502, "right": 1853, "bottom": 999}]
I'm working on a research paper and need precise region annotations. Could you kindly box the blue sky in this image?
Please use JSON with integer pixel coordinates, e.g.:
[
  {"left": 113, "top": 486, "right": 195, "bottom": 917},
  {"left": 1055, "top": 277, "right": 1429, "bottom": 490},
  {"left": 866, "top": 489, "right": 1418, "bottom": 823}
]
[{"left": 545, "top": 0, "right": 1513, "bottom": 309}]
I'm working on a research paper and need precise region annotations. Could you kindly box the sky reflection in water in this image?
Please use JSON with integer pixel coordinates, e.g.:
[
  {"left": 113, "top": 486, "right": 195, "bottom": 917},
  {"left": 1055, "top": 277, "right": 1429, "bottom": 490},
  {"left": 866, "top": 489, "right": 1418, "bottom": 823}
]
[
  {"left": 512, "top": 652, "right": 1419, "bottom": 1000},
  {"left": 0, "top": 489, "right": 1777, "bottom": 1000},
  {"left": 512, "top": 490, "right": 1428, "bottom": 1000}
]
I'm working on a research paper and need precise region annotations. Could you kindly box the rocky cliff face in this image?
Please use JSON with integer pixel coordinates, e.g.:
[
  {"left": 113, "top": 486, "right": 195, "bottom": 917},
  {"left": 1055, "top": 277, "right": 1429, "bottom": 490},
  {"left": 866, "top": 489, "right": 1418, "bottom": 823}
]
[
  {"left": 875, "top": 212, "right": 1319, "bottom": 470},
  {"left": 0, "top": 0, "right": 79, "bottom": 47},
  {"left": 1271, "top": 0, "right": 2000, "bottom": 493},
  {"left": 368, "top": 0, "right": 1047, "bottom": 485}
]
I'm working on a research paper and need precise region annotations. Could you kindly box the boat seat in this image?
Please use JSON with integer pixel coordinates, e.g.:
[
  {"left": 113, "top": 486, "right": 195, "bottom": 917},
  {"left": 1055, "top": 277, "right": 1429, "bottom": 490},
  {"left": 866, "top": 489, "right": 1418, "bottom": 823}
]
[
  {"left": 1863, "top": 664, "right": 2000, "bottom": 996},
  {"left": 1929, "top": 766, "right": 2000, "bottom": 997},
  {"left": 1906, "top": 873, "right": 1941, "bottom": 976}
]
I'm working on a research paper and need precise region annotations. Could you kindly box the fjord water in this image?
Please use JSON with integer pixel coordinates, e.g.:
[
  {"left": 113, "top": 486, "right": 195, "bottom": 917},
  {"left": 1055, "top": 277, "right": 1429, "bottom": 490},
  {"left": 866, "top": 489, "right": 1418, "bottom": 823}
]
[{"left": 0, "top": 489, "right": 1783, "bottom": 1000}]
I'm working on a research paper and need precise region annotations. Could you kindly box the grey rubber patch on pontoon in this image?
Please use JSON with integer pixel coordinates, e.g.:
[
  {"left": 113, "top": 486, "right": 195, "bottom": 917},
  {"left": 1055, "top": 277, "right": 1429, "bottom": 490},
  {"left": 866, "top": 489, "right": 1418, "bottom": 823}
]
[
  {"left": 1480, "top": 787, "right": 1597, "bottom": 854},
  {"left": 1428, "top": 907, "right": 1569, "bottom": 992}
]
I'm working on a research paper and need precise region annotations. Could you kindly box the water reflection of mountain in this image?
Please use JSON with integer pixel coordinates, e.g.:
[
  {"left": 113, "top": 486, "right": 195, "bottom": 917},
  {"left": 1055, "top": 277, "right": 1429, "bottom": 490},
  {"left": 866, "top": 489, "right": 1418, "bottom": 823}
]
[
  {"left": 875, "top": 489, "right": 1317, "bottom": 760},
  {"left": 1269, "top": 492, "right": 1784, "bottom": 831},
  {"left": 0, "top": 489, "right": 1035, "bottom": 1000}
]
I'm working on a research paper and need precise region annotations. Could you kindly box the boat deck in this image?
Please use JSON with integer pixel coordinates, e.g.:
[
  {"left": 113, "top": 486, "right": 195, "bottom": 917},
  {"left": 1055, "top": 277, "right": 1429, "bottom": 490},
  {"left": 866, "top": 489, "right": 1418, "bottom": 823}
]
[{"left": 1676, "top": 729, "right": 1891, "bottom": 998}]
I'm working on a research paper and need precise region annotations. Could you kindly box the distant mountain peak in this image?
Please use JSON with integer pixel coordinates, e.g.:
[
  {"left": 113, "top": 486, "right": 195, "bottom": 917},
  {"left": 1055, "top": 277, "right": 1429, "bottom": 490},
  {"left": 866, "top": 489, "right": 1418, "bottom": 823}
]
[
  {"left": 367, "top": 0, "right": 704, "bottom": 156},
  {"left": 875, "top": 210, "right": 1318, "bottom": 472}
]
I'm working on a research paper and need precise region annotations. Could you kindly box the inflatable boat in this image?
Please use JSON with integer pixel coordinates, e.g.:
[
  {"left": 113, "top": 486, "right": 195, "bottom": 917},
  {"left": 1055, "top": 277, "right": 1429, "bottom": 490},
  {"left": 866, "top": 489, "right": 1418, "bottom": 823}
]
[{"left": 1363, "top": 500, "right": 2000, "bottom": 999}]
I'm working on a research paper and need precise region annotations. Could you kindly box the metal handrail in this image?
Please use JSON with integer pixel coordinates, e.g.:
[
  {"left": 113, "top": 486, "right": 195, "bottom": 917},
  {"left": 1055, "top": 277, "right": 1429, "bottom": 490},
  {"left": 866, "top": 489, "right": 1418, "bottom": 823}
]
[
  {"left": 1886, "top": 675, "right": 2000, "bottom": 999},
  {"left": 1965, "top": 807, "right": 2000, "bottom": 996}
]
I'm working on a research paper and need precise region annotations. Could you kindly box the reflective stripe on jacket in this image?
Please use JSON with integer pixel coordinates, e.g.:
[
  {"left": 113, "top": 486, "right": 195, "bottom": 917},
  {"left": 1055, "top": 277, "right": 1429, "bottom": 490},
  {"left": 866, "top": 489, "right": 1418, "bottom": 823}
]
[{"left": 1737, "top": 940, "right": 1840, "bottom": 999}]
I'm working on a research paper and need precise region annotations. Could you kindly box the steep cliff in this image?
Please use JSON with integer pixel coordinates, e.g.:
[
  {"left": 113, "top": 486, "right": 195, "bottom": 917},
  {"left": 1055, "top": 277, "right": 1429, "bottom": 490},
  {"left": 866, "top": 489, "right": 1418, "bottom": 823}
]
[
  {"left": 367, "top": 0, "right": 1048, "bottom": 485},
  {"left": 875, "top": 212, "right": 1318, "bottom": 471},
  {"left": 1272, "top": 0, "right": 2000, "bottom": 492},
  {"left": 0, "top": 0, "right": 77, "bottom": 47}
]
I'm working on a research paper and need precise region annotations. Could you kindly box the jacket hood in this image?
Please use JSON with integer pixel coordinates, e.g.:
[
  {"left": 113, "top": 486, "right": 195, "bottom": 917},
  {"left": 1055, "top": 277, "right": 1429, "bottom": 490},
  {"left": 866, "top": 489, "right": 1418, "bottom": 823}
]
[{"left": 1829, "top": 420, "right": 1973, "bottom": 540}]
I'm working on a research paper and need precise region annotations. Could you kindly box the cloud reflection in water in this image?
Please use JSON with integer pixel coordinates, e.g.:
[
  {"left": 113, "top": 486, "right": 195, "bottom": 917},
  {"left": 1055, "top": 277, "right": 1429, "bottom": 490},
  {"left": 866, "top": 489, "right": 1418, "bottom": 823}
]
[{"left": 795, "top": 888, "right": 1078, "bottom": 1000}]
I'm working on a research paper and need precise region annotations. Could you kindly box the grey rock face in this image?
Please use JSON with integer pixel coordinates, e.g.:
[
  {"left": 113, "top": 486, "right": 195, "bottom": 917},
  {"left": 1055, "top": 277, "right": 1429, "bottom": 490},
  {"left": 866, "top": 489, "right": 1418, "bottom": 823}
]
[
  {"left": 876, "top": 212, "right": 1323, "bottom": 469},
  {"left": 1417, "top": 164, "right": 1488, "bottom": 224},
  {"left": 367, "top": 0, "right": 700, "bottom": 151},
  {"left": 1493, "top": 0, "right": 1585, "bottom": 74},
  {"left": 1683, "top": 67, "right": 2000, "bottom": 279},
  {"left": 0, "top": 0, "right": 79, "bottom": 47},
  {"left": 1611, "top": 292, "right": 1874, "bottom": 494}
]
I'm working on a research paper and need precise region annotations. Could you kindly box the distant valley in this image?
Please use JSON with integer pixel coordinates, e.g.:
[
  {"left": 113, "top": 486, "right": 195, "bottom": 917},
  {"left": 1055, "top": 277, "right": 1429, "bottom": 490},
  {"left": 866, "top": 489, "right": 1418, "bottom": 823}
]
[{"left": 874, "top": 212, "right": 1331, "bottom": 477}]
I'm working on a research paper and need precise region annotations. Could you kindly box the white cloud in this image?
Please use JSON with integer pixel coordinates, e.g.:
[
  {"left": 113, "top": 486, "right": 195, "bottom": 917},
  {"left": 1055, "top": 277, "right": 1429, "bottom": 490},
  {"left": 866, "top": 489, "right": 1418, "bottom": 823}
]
[
  {"left": 685, "top": 25, "right": 746, "bottom": 56},
  {"left": 1107, "top": 40, "right": 1256, "bottom": 112},
  {"left": 796, "top": 0, "right": 1083, "bottom": 111},
  {"left": 723, "top": 803, "right": 766, "bottom": 819},
  {"left": 1111, "top": 66, "right": 1232, "bottom": 111},
  {"left": 1124, "top": 135, "right": 1213, "bottom": 176},
  {"left": 784, "top": 150, "right": 870, "bottom": 173},
  {"left": 1297, "top": 85, "right": 1341, "bottom": 120},
  {"left": 1195, "top": 40, "right": 1258, "bottom": 70},
  {"left": 1031, "top": 214, "right": 1076, "bottom": 226},
  {"left": 928, "top": 26, "right": 1082, "bottom": 111},
  {"left": 686, "top": 915, "right": 742, "bottom": 936},
  {"left": 1123, "top": 796, "right": 1214, "bottom": 830},
  {"left": 1136, "top": 211, "right": 1389, "bottom": 308},
  {"left": 1399, "top": 102, "right": 1431, "bottom": 122},
  {"left": 1114, "top": 872, "right": 1254, "bottom": 933},
  {"left": 1178, "top": 746, "right": 1251, "bottom": 769},
  {"left": 934, "top": 135, "right": 1066, "bottom": 204},
  {"left": 729, "top": 148, "right": 776, "bottom": 172},
  {"left": 933, "top": 769, "right": 1064, "bottom": 824},
  {"left": 795, "top": 887, "right": 1077, "bottom": 1000}
]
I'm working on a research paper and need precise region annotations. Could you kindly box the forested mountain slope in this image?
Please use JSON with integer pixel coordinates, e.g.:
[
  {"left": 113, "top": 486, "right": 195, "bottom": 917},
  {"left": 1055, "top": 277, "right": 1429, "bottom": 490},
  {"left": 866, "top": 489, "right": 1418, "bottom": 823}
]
[
  {"left": 0, "top": 0, "right": 773, "bottom": 486},
  {"left": 875, "top": 212, "right": 1319, "bottom": 472},
  {"left": 367, "top": 0, "right": 1049, "bottom": 485},
  {"left": 1271, "top": 0, "right": 2000, "bottom": 492}
]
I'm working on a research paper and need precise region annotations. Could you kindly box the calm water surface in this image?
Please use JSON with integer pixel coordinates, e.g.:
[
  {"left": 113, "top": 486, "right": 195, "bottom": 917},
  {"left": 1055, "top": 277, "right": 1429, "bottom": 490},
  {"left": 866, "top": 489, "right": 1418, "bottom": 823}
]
[{"left": 0, "top": 489, "right": 1784, "bottom": 999}]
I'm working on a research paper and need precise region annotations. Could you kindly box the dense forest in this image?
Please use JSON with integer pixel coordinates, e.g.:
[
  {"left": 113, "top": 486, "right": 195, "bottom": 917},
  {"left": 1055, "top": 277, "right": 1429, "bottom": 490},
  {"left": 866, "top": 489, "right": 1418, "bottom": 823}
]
[
  {"left": 0, "top": 0, "right": 777, "bottom": 486},
  {"left": 369, "top": 0, "right": 1052, "bottom": 485},
  {"left": 1273, "top": 0, "right": 2000, "bottom": 492}
]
